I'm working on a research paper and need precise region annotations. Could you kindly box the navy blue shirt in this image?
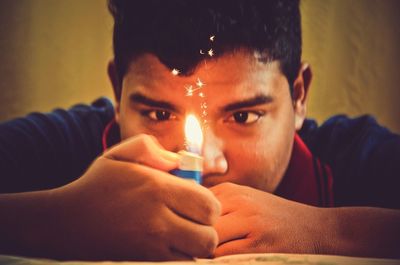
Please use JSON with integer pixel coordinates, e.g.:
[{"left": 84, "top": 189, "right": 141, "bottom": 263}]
[
  {"left": 0, "top": 98, "right": 114, "bottom": 193},
  {"left": 1, "top": 97, "right": 399, "bottom": 209}
]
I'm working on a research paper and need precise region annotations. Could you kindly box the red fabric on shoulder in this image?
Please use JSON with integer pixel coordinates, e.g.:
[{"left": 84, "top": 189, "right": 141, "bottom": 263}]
[
  {"left": 275, "top": 134, "right": 334, "bottom": 207},
  {"left": 102, "top": 118, "right": 115, "bottom": 151}
]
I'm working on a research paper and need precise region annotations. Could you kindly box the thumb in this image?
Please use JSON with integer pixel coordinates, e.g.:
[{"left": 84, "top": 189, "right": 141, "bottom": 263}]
[{"left": 103, "top": 134, "right": 179, "bottom": 171}]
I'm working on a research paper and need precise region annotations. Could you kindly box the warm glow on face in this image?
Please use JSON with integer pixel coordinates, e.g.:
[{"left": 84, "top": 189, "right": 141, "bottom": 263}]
[{"left": 184, "top": 114, "right": 203, "bottom": 154}]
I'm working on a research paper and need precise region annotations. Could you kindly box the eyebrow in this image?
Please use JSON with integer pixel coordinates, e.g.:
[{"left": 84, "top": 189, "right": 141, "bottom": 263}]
[
  {"left": 129, "top": 93, "right": 178, "bottom": 112},
  {"left": 223, "top": 95, "right": 273, "bottom": 112}
]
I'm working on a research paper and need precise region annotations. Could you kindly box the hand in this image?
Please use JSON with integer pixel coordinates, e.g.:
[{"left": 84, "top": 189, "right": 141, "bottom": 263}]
[
  {"left": 210, "top": 182, "right": 323, "bottom": 257},
  {"left": 48, "top": 134, "right": 221, "bottom": 260}
]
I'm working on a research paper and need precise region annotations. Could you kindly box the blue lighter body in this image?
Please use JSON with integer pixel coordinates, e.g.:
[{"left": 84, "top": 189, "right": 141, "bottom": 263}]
[
  {"left": 170, "top": 150, "right": 203, "bottom": 184},
  {"left": 170, "top": 169, "right": 202, "bottom": 183}
]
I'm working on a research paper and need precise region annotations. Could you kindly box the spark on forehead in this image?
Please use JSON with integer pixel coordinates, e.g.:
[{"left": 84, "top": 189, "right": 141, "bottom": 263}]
[
  {"left": 171, "top": 68, "right": 180, "bottom": 76},
  {"left": 196, "top": 78, "right": 205, "bottom": 88},
  {"left": 185, "top": 85, "right": 201, "bottom": 97}
]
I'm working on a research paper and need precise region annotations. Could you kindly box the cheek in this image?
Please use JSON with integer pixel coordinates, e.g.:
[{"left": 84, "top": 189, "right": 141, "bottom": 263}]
[
  {"left": 228, "top": 137, "right": 280, "bottom": 190},
  {"left": 226, "top": 116, "right": 295, "bottom": 192}
]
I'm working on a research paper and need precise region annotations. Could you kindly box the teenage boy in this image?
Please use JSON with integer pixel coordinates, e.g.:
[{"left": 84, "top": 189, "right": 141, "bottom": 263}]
[{"left": 0, "top": 0, "right": 399, "bottom": 261}]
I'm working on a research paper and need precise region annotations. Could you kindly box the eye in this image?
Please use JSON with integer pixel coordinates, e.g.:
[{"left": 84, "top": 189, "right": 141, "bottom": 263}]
[
  {"left": 142, "top": 110, "right": 176, "bottom": 121},
  {"left": 226, "top": 111, "right": 263, "bottom": 124}
]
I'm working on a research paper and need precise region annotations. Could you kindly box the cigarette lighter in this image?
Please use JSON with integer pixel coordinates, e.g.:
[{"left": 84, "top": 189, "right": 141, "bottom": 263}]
[
  {"left": 170, "top": 151, "right": 203, "bottom": 183},
  {"left": 171, "top": 114, "right": 203, "bottom": 183}
]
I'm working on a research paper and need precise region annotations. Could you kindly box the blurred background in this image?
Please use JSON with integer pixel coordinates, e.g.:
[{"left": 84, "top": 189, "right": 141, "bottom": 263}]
[{"left": 0, "top": 0, "right": 399, "bottom": 133}]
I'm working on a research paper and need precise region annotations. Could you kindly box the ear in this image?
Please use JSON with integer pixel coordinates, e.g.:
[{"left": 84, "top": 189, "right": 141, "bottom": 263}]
[
  {"left": 292, "top": 63, "right": 312, "bottom": 131},
  {"left": 107, "top": 60, "right": 121, "bottom": 124}
]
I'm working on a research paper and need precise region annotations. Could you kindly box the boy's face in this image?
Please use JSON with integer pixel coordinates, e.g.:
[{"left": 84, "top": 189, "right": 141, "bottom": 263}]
[{"left": 114, "top": 50, "right": 307, "bottom": 193}]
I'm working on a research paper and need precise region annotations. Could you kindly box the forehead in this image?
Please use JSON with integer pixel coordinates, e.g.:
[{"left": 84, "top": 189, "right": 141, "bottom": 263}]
[{"left": 121, "top": 50, "right": 288, "bottom": 108}]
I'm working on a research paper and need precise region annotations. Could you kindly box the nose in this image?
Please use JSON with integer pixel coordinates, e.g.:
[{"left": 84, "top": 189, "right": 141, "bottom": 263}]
[{"left": 201, "top": 127, "right": 228, "bottom": 176}]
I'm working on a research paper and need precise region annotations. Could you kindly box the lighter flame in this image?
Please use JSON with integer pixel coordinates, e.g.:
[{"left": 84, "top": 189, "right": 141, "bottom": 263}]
[{"left": 184, "top": 114, "right": 203, "bottom": 154}]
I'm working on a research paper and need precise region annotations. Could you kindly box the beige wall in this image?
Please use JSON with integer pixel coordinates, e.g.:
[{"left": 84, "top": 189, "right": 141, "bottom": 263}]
[
  {"left": 0, "top": 0, "right": 399, "bottom": 133},
  {"left": 0, "top": 0, "right": 114, "bottom": 120},
  {"left": 302, "top": 0, "right": 400, "bottom": 133}
]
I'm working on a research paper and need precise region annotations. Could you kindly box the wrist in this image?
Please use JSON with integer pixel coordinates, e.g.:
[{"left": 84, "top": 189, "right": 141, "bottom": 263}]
[{"left": 311, "top": 207, "right": 342, "bottom": 256}]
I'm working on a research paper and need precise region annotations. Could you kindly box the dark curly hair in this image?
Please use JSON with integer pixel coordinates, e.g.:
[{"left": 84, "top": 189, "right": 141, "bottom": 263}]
[{"left": 108, "top": 0, "right": 301, "bottom": 99}]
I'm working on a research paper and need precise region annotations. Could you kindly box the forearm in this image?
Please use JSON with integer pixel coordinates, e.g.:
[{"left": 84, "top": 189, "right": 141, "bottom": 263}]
[
  {"left": 0, "top": 189, "right": 59, "bottom": 257},
  {"left": 318, "top": 206, "right": 400, "bottom": 258}
]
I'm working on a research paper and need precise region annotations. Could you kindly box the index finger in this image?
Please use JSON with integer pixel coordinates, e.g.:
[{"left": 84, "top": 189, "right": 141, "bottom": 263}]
[{"left": 103, "top": 134, "right": 180, "bottom": 171}]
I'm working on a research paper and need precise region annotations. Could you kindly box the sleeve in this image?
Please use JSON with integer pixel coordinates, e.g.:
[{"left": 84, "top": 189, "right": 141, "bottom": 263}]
[
  {"left": 0, "top": 97, "right": 115, "bottom": 193},
  {"left": 300, "top": 115, "right": 400, "bottom": 209}
]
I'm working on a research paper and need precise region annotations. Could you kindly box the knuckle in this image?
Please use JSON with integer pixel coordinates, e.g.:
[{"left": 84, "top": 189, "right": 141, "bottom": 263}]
[
  {"left": 221, "top": 182, "right": 237, "bottom": 189},
  {"left": 96, "top": 155, "right": 110, "bottom": 166},
  {"left": 212, "top": 182, "right": 236, "bottom": 194},
  {"left": 207, "top": 202, "right": 221, "bottom": 224},
  {"left": 192, "top": 227, "right": 218, "bottom": 258},
  {"left": 135, "top": 134, "right": 158, "bottom": 162},
  {"left": 143, "top": 179, "right": 166, "bottom": 201},
  {"left": 209, "top": 191, "right": 222, "bottom": 214},
  {"left": 91, "top": 156, "right": 115, "bottom": 175},
  {"left": 196, "top": 229, "right": 218, "bottom": 257},
  {"left": 199, "top": 195, "right": 221, "bottom": 225},
  {"left": 146, "top": 215, "right": 169, "bottom": 239},
  {"left": 140, "top": 134, "right": 155, "bottom": 148},
  {"left": 134, "top": 134, "right": 152, "bottom": 150}
]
